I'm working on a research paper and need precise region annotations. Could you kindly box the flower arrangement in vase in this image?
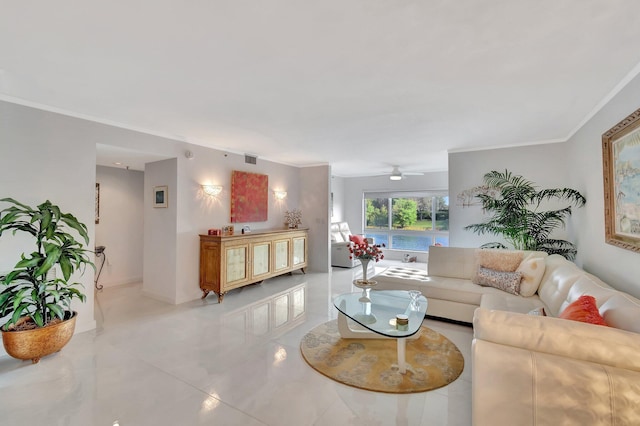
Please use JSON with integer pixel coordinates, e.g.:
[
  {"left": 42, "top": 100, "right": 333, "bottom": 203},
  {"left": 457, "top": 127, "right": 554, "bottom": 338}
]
[
  {"left": 284, "top": 209, "right": 302, "bottom": 229},
  {"left": 349, "top": 240, "right": 384, "bottom": 286}
]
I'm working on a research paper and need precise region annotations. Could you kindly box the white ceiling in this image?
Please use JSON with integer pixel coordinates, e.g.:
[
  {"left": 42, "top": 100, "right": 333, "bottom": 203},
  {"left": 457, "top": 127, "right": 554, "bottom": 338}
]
[{"left": 2, "top": 1, "right": 640, "bottom": 177}]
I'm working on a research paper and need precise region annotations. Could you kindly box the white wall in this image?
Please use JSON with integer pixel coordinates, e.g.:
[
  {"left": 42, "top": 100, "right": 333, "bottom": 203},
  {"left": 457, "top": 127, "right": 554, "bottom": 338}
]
[
  {"left": 566, "top": 71, "right": 640, "bottom": 299},
  {"left": 142, "top": 159, "right": 178, "bottom": 303},
  {"left": 0, "top": 101, "right": 97, "bottom": 341},
  {"left": 300, "top": 165, "right": 331, "bottom": 273},
  {"left": 448, "top": 143, "right": 569, "bottom": 248},
  {"left": 330, "top": 176, "right": 345, "bottom": 222},
  {"left": 172, "top": 146, "right": 305, "bottom": 304},
  {"left": 95, "top": 166, "right": 144, "bottom": 288}
]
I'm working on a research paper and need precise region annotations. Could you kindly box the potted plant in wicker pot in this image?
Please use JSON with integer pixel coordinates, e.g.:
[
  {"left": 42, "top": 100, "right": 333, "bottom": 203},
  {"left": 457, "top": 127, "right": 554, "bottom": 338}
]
[{"left": 0, "top": 198, "right": 93, "bottom": 363}]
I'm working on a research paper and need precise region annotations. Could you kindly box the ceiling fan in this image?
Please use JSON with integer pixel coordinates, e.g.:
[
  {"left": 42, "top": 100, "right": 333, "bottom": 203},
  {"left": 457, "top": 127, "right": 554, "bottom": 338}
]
[{"left": 384, "top": 166, "right": 424, "bottom": 181}]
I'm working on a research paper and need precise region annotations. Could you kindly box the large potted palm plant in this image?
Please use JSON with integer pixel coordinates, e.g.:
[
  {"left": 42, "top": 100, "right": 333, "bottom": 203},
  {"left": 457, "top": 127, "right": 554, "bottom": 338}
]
[
  {"left": 0, "top": 198, "right": 93, "bottom": 363},
  {"left": 464, "top": 170, "right": 586, "bottom": 260}
]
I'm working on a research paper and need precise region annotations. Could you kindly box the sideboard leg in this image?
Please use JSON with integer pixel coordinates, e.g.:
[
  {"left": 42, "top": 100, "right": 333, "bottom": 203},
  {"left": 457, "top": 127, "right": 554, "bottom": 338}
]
[
  {"left": 217, "top": 293, "right": 225, "bottom": 303},
  {"left": 301, "top": 268, "right": 306, "bottom": 274},
  {"left": 200, "top": 289, "right": 210, "bottom": 299}
]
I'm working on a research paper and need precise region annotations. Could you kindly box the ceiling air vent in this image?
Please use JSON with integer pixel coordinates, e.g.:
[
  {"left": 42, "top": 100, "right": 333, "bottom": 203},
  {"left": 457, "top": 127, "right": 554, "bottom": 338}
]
[{"left": 245, "top": 154, "right": 257, "bottom": 165}]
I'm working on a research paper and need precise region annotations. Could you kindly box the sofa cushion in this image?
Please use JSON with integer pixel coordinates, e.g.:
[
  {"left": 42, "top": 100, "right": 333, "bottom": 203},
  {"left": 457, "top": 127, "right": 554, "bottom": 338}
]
[
  {"left": 349, "top": 234, "right": 366, "bottom": 245},
  {"left": 537, "top": 255, "right": 585, "bottom": 316},
  {"left": 600, "top": 293, "right": 640, "bottom": 333},
  {"left": 473, "top": 308, "right": 640, "bottom": 371},
  {"left": 374, "top": 267, "right": 490, "bottom": 305},
  {"left": 472, "top": 249, "right": 524, "bottom": 284},
  {"left": 475, "top": 267, "right": 522, "bottom": 295},
  {"left": 481, "top": 293, "right": 546, "bottom": 314},
  {"left": 472, "top": 338, "right": 640, "bottom": 425},
  {"left": 516, "top": 255, "right": 546, "bottom": 297},
  {"left": 558, "top": 295, "right": 608, "bottom": 326},
  {"left": 476, "top": 248, "right": 524, "bottom": 272},
  {"left": 557, "top": 274, "right": 614, "bottom": 314},
  {"left": 427, "top": 246, "right": 476, "bottom": 279}
]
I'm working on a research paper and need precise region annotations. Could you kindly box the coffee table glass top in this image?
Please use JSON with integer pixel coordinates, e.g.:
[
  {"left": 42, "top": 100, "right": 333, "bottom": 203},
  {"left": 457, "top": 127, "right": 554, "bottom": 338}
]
[{"left": 333, "top": 290, "right": 427, "bottom": 338}]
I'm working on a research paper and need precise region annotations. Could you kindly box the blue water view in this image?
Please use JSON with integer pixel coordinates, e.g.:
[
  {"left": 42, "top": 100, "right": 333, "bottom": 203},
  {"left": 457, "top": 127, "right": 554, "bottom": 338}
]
[{"left": 365, "top": 233, "right": 449, "bottom": 252}]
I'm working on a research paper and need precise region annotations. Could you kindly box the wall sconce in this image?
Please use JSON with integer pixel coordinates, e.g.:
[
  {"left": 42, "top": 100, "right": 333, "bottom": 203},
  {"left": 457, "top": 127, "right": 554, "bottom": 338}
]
[
  {"left": 202, "top": 185, "right": 223, "bottom": 197},
  {"left": 274, "top": 190, "right": 287, "bottom": 200}
]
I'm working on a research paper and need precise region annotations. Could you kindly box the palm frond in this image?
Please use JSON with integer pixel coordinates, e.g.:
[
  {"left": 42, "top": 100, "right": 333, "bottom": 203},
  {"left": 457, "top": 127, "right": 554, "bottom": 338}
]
[{"left": 465, "top": 170, "right": 585, "bottom": 260}]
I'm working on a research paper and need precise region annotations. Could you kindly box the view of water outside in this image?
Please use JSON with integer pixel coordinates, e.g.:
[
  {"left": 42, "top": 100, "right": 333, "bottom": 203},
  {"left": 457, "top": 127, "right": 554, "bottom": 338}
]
[
  {"left": 364, "top": 194, "right": 449, "bottom": 252},
  {"left": 365, "top": 233, "right": 449, "bottom": 251}
]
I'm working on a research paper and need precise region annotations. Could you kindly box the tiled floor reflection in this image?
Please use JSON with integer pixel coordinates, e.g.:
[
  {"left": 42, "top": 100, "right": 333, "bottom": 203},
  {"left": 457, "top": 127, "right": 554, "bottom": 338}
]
[{"left": 0, "top": 261, "right": 472, "bottom": 425}]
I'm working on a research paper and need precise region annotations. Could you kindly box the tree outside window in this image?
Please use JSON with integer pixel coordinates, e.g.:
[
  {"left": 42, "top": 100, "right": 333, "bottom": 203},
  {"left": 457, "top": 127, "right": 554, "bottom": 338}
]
[{"left": 364, "top": 193, "right": 449, "bottom": 251}]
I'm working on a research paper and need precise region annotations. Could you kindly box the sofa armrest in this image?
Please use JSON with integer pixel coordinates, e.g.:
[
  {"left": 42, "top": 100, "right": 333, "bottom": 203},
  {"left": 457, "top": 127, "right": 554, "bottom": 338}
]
[
  {"left": 331, "top": 241, "right": 351, "bottom": 248},
  {"left": 331, "top": 241, "right": 358, "bottom": 268},
  {"left": 473, "top": 308, "right": 640, "bottom": 372}
]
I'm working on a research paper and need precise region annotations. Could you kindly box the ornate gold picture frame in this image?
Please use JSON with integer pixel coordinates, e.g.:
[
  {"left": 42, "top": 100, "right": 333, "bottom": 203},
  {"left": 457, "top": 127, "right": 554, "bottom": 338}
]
[{"left": 602, "top": 107, "right": 640, "bottom": 252}]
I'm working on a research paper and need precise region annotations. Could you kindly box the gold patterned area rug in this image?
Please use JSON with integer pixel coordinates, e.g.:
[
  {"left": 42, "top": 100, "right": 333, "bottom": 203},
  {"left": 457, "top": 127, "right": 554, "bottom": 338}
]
[{"left": 300, "top": 320, "right": 464, "bottom": 393}]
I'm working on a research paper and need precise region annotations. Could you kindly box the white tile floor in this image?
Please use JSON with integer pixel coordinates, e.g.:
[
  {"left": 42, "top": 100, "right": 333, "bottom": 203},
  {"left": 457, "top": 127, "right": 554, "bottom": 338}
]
[{"left": 0, "top": 261, "right": 473, "bottom": 426}]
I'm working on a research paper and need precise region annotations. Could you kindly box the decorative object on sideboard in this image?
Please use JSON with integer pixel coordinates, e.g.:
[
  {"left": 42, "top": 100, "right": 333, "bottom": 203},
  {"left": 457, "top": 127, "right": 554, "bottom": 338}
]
[
  {"left": 464, "top": 169, "right": 586, "bottom": 260},
  {"left": 230, "top": 170, "right": 268, "bottom": 223},
  {"left": 284, "top": 209, "right": 302, "bottom": 229},
  {"left": 602, "top": 106, "right": 640, "bottom": 253},
  {"left": 153, "top": 185, "right": 168, "bottom": 208},
  {"left": 221, "top": 225, "right": 234, "bottom": 235},
  {"left": 0, "top": 198, "right": 94, "bottom": 363},
  {"left": 202, "top": 184, "right": 223, "bottom": 197}
]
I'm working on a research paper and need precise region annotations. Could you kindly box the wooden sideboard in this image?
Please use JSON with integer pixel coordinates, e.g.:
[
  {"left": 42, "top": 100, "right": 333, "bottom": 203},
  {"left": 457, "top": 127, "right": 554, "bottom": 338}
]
[{"left": 199, "top": 228, "right": 308, "bottom": 302}]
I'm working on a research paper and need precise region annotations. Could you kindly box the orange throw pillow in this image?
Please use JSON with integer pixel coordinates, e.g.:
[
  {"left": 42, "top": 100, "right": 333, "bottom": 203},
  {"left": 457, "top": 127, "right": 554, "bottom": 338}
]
[{"left": 559, "top": 295, "right": 608, "bottom": 326}]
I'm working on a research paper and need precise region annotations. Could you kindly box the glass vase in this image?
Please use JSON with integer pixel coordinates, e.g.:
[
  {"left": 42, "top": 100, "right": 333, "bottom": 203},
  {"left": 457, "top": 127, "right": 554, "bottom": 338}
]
[{"left": 360, "top": 258, "right": 370, "bottom": 282}]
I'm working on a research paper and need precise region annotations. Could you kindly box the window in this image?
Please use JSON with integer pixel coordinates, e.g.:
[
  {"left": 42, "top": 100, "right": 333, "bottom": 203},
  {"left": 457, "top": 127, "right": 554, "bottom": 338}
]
[{"left": 364, "top": 191, "right": 449, "bottom": 252}]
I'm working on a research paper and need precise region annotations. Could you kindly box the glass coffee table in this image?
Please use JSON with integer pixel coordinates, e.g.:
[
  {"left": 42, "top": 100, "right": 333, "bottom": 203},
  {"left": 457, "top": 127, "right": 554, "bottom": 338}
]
[{"left": 333, "top": 288, "right": 427, "bottom": 374}]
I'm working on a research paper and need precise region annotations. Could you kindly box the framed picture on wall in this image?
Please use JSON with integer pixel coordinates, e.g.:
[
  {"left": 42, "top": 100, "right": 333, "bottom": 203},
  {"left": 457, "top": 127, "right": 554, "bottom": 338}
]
[
  {"left": 602, "top": 106, "right": 640, "bottom": 252},
  {"left": 230, "top": 170, "right": 268, "bottom": 222},
  {"left": 153, "top": 185, "right": 168, "bottom": 208}
]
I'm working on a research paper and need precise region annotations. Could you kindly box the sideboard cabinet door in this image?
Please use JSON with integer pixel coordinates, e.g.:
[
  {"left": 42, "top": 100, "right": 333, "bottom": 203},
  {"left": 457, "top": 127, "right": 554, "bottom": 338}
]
[
  {"left": 292, "top": 236, "right": 306, "bottom": 267},
  {"left": 273, "top": 239, "right": 290, "bottom": 273},
  {"left": 224, "top": 244, "right": 249, "bottom": 289},
  {"left": 251, "top": 241, "right": 271, "bottom": 280}
]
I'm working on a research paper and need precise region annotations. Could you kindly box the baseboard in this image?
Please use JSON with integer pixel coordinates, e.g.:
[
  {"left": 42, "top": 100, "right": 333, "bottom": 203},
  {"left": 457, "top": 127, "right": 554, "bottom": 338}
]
[
  {"left": 141, "top": 289, "right": 176, "bottom": 305},
  {"left": 99, "top": 276, "right": 143, "bottom": 288}
]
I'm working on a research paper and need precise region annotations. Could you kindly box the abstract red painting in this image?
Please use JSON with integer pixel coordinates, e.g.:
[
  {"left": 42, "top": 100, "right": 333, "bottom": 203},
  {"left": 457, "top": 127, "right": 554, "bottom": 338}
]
[{"left": 230, "top": 170, "right": 268, "bottom": 223}]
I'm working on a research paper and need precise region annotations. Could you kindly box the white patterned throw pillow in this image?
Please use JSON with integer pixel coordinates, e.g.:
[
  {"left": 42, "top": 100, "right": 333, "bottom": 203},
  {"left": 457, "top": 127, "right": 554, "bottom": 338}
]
[{"left": 475, "top": 267, "right": 522, "bottom": 295}]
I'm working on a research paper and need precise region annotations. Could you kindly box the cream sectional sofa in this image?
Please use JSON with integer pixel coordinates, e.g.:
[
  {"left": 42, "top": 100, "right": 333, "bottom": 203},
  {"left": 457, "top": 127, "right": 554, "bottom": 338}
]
[{"left": 374, "top": 246, "right": 640, "bottom": 425}]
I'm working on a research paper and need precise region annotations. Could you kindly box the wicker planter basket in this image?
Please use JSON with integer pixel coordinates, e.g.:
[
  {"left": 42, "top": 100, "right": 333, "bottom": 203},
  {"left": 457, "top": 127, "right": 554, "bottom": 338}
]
[{"left": 1, "top": 311, "right": 77, "bottom": 364}]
